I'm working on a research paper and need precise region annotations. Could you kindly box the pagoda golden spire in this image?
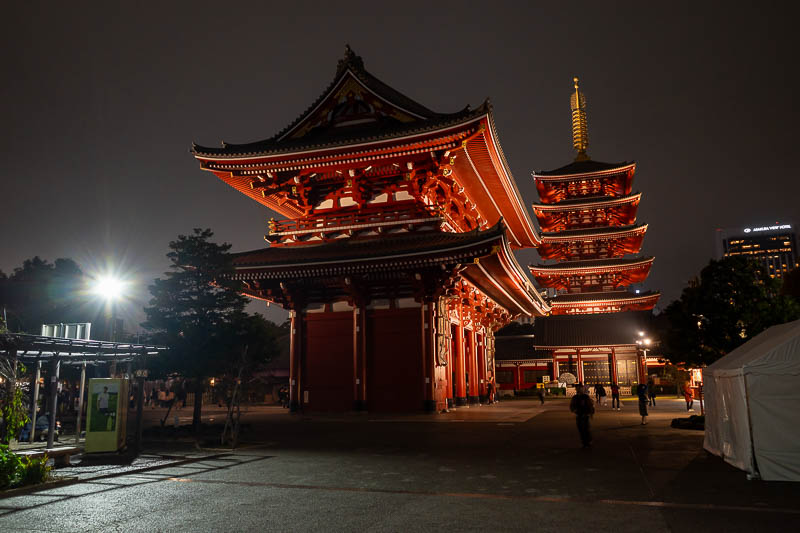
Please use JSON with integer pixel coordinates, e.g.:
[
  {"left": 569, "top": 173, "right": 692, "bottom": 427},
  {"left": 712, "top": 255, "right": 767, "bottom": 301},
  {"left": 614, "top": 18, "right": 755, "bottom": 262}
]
[{"left": 570, "top": 77, "right": 590, "bottom": 161}]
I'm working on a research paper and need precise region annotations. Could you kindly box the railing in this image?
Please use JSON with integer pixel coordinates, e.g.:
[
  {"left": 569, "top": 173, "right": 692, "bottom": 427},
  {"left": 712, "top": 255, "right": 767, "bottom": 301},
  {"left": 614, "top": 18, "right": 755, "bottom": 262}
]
[{"left": 268, "top": 205, "right": 441, "bottom": 238}]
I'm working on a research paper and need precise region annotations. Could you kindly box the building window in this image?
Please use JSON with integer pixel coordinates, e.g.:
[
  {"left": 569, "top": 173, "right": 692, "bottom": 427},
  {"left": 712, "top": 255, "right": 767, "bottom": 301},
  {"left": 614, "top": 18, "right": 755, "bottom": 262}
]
[
  {"left": 582, "top": 360, "right": 610, "bottom": 384},
  {"left": 616, "top": 359, "right": 638, "bottom": 385},
  {"left": 523, "top": 370, "right": 550, "bottom": 383},
  {"left": 558, "top": 361, "right": 577, "bottom": 377},
  {"left": 496, "top": 370, "right": 514, "bottom": 384}
]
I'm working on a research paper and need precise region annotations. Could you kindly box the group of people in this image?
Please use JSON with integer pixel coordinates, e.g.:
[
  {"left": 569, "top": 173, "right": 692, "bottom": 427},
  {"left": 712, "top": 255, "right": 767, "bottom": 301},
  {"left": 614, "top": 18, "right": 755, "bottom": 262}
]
[
  {"left": 570, "top": 379, "right": 697, "bottom": 447},
  {"left": 569, "top": 380, "right": 659, "bottom": 448}
]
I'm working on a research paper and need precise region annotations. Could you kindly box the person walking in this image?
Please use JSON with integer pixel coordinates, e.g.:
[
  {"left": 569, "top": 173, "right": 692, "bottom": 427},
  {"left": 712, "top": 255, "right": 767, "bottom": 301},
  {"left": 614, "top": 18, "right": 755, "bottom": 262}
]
[
  {"left": 637, "top": 382, "right": 649, "bottom": 424},
  {"left": 535, "top": 385, "right": 545, "bottom": 405},
  {"left": 647, "top": 379, "right": 657, "bottom": 406},
  {"left": 684, "top": 384, "right": 694, "bottom": 411},
  {"left": 610, "top": 382, "right": 621, "bottom": 410},
  {"left": 597, "top": 383, "right": 607, "bottom": 407},
  {"left": 569, "top": 384, "right": 595, "bottom": 448}
]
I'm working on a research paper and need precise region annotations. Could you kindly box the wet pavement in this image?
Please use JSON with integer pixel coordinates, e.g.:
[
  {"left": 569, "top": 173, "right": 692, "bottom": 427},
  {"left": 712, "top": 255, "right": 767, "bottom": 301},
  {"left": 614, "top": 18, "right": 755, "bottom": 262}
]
[{"left": 1, "top": 398, "right": 798, "bottom": 532}]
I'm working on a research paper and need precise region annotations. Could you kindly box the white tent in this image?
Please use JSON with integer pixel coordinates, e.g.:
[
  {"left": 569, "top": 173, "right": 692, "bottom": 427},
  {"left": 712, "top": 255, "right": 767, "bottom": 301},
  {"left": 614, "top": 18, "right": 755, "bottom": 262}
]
[{"left": 703, "top": 318, "right": 800, "bottom": 481}]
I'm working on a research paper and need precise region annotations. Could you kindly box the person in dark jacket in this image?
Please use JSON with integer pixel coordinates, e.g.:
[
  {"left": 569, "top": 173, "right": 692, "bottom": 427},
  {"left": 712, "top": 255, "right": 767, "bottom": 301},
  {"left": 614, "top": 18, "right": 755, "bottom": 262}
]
[
  {"left": 637, "top": 383, "right": 649, "bottom": 424},
  {"left": 596, "top": 384, "right": 607, "bottom": 407},
  {"left": 647, "top": 379, "right": 657, "bottom": 406},
  {"left": 569, "top": 384, "right": 595, "bottom": 448},
  {"left": 610, "top": 382, "right": 621, "bottom": 410}
]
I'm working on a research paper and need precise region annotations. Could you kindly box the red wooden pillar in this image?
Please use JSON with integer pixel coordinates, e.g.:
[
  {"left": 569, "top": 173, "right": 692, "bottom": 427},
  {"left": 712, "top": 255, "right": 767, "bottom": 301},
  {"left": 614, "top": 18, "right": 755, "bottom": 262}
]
[
  {"left": 422, "top": 302, "right": 437, "bottom": 412},
  {"left": 552, "top": 351, "right": 559, "bottom": 381},
  {"left": 289, "top": 310, "right": 303, "bottom": 412},
  {"left": 610, "top": 347, "right": 618, "bottom": 384},
  {"left": 576, "top": 348, "right": 583, "bottom": 384},
  {"left": 477, "top": 332, "right": 488, "bottom": 403},
  {"left": 467, "top": 328, "right": 479, "bottom": 404},
  {"left": 446, "top": 326, "right": 454, "bottom": 408},
  {"left": 353, "top": 305, "right": 367, "bottom": 411},
  {"left": 454, "top": 311, "right": 467, "bottom": 407}
]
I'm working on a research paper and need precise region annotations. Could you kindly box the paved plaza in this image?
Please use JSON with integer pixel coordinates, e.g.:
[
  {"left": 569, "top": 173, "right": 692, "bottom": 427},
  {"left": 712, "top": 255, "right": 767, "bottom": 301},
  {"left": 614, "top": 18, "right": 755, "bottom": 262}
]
[{"left": 2, "top": 398, "right": 798, "bottom": 532}]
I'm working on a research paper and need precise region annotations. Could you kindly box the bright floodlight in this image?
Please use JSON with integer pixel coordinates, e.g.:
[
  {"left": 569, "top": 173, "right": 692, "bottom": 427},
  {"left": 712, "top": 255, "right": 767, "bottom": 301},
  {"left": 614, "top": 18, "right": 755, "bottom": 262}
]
[
  {"left": 94, "top": 276, "right": 125, "bottom": 300},
  {"left": 644, "top": 338, "right": 652, "bottom": 346},
  {"left": 638, "top": 331, "right": 645, "bottom": 337}
]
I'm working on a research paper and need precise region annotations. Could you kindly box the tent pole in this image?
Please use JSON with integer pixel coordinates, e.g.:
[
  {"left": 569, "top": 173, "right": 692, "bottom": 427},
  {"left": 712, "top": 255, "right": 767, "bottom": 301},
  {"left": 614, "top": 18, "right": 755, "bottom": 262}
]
[{"left": 743, "top": 376, "right": 761, "bottom": 480}]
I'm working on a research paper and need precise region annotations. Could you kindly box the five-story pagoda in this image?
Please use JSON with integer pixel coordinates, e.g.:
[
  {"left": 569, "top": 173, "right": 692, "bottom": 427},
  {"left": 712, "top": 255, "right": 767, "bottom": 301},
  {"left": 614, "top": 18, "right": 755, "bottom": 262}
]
[{"left": 529, "top": 79, "right": 660, "bottom": 386}]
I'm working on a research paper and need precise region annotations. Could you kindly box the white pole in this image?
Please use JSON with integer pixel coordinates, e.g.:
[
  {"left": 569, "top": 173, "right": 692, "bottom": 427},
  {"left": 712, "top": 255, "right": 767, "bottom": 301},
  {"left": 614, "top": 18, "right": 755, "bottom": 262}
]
[
  {"left": 29, "top": 361, "right": 41, "bottom": 444},
  {"left": 75, "top": 362, "right": 86, "bottom": 444}
]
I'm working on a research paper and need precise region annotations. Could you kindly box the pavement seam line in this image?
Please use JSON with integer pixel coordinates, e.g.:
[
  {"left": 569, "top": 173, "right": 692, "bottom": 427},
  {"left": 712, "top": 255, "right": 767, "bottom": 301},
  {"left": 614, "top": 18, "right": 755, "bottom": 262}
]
[{"left": 163, "top": 477, "right": 800, "bottom": 515}]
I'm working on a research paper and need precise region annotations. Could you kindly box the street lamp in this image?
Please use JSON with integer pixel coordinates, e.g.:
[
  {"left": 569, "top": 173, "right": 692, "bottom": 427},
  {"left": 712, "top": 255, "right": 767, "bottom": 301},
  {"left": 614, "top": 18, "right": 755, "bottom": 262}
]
[
  {"left": 92, "top": 276, "right": 126, "bottom": 302},
  {"left": 92, "top": 275, "right": 128, "bottom": 342},
  {"left": 636, "top": 336, "right": 652, "bottom": 384}
]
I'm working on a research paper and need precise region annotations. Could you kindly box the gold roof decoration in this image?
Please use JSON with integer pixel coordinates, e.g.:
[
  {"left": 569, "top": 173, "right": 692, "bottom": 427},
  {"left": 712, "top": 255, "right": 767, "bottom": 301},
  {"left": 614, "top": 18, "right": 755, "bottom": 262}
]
[{"left": 570, "top": 77, "right": 590, "bottom": 162}]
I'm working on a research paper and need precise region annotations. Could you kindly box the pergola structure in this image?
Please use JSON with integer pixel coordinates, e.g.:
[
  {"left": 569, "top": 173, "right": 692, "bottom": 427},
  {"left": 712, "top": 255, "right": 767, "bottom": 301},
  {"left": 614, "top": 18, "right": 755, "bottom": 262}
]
[{"left": 1, "top": 333, "right": 166, "bottom": 450}]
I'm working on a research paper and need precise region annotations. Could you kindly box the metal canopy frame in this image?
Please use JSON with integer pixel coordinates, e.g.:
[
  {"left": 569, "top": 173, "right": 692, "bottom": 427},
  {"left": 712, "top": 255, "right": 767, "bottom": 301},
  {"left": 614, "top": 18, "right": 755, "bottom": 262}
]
[
  {"left": 1, "top": 333, "right": 166, "bottom": 449},
  {"left": 1, "top": 333, "right": 166, "bottom": 364}
]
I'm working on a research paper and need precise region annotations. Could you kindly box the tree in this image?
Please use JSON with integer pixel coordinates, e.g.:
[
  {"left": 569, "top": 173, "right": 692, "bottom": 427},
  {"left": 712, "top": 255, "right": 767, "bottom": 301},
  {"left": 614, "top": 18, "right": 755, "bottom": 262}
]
[
  {"left": 0, "top": 257, "right": 90, "bottom": 334},
  {"left": 662, "top": 257, "right": 800, "bottom": 366},
  {"left": 142, "top": 229, "right": 249, "bottom": 431},
  {"left": 781, "top": 268, "right": 800, "bottom": 301}
]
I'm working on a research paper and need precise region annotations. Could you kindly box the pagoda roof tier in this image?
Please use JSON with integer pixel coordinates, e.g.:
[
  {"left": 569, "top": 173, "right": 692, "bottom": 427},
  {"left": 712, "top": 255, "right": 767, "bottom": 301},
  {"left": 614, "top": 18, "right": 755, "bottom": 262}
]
[
  {"left": 533, "top": 310, "right": 652, "bottom": 348},
  {"left": 533, "top": 160, "right": 636, "bottom": 180},
  {"left": 229, "top": 222, "right": 550, "bottom": 317},
  {"left": 533, "top": 162, "right": 635, "bottom": 205},
  {"left": 536, "top": 224, "right": 647, "bottom": 261},
  {"left": 532, "top": 192, "right": 641, "bottom": 212},
  {"left": 530, "top": 256, "right": 654, "bottom": 282},
  {"left": 532, "top": 192, "right": 641, "bottom": 232},
  {"left": 548, "top": 290, "right": 660, "bottom": 315},
  {"left": 191, "top": 48, "right": 539, "bottom": 248},
  {"left": 539, "top": 223, "right": 648, "bottom": 243}
]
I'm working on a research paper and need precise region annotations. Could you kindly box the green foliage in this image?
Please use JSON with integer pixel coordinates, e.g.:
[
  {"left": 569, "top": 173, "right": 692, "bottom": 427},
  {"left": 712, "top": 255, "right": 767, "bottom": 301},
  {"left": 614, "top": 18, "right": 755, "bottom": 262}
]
[
  {"left": 0, "top": 387, "right": 29, "bottom": 445},
  {"left": 0, "top": 444, "right": 22, "bottom": 489},
  {"left": 19, "top": 455, "right": 51, "bottom": 486},
  {"left": 662, "top": 257, "right": 800, "bottom": 366},
  {"left": 0, "top": 445, "right": 50, "bottom": 490}
]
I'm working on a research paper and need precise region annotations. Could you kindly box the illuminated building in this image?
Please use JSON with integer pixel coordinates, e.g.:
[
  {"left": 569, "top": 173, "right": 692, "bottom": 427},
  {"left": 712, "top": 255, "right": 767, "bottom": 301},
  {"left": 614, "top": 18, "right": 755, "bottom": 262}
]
[
  {"left": 518, "top": 78, "right": 660, "bottom": 387},
  {"left": 191, "top": 48, "right": 549, "bottom": 412},
  {"left": 715, "top": 224, "right": 798, "bottom": 279}
]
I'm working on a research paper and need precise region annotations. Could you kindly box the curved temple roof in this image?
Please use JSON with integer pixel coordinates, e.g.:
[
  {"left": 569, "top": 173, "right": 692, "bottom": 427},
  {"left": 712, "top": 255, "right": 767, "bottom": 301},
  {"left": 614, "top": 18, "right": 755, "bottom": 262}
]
[
  {"left": 229, "top": 222, "right": 550, "bottom": 318},
  {"left": 191, "top": 47, "right": 540, "bottom": 248}
]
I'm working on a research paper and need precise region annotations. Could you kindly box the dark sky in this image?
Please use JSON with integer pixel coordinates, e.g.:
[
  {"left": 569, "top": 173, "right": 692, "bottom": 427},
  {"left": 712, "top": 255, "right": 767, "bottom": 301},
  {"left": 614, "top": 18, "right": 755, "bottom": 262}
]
[{"left": 3, "top": 2, "right": 798, "bottom": 328}]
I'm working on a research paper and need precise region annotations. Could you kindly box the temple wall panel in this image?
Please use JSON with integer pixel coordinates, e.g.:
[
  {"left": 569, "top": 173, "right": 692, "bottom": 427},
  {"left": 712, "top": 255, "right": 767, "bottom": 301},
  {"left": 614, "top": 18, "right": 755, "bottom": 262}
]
[
  {"left": 303, "top": 312, "right": 355, "bottom": 411},
  {"left": 366, "top": 308, "right": 424, "bottom": 412}
]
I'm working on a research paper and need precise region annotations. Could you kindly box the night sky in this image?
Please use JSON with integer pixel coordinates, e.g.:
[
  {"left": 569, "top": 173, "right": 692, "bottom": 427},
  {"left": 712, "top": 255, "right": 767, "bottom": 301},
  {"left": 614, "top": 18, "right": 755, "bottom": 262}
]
[{"left": 3, "top": 2, "right": 798, "bottom": 328}]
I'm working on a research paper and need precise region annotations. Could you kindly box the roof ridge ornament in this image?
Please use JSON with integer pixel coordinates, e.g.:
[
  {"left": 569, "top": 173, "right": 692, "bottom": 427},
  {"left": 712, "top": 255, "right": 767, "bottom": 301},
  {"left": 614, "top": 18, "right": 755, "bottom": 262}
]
[
  {"left": 570, "top": 77, "right": 590, "bottom": 162},
  {"left": 336, "top": 44, "right": 365, "bottom": 76}
]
